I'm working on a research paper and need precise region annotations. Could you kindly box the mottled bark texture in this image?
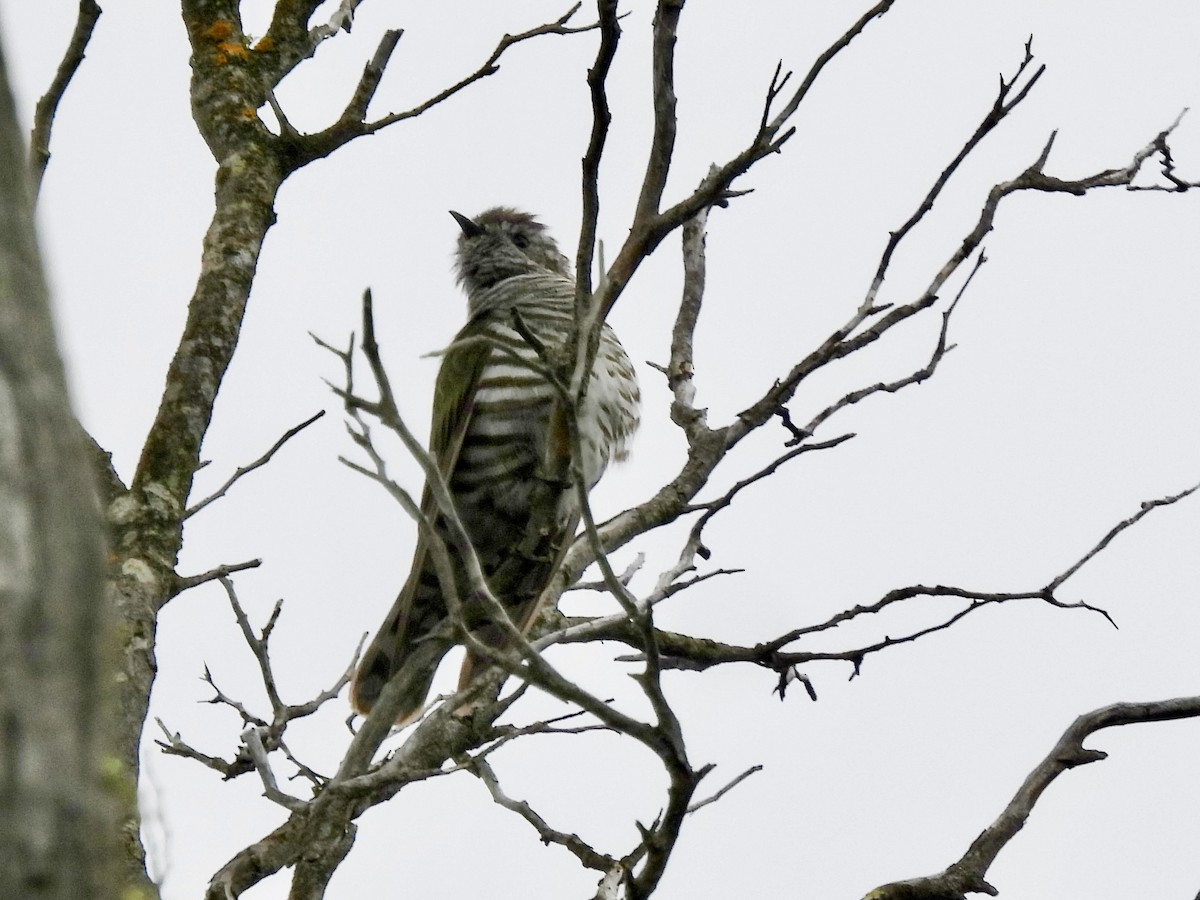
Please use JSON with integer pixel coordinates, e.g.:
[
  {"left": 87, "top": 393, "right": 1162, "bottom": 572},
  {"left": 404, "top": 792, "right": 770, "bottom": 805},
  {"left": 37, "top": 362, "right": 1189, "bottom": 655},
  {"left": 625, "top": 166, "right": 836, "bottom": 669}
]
[
  {"left": 95, "top": 3, "right": 288, "bottom": 890},
  {"left": 0, "top": 35, "right": 126, "bottom": 900}
]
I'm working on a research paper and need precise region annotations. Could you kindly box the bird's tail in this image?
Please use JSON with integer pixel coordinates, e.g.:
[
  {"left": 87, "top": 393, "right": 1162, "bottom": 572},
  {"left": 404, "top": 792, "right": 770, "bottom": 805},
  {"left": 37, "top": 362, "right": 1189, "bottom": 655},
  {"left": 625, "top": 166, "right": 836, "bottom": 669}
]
[{"left": 351, "top": 567, "right": 454, "bottom": 726}]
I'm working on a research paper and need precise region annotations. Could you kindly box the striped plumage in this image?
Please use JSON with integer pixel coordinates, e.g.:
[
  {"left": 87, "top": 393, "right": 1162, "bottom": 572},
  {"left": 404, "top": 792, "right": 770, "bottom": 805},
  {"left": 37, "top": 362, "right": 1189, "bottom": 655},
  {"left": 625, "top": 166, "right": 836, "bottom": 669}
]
[{"left": 351, "top": 208, "right": 640, "bottom": 724}]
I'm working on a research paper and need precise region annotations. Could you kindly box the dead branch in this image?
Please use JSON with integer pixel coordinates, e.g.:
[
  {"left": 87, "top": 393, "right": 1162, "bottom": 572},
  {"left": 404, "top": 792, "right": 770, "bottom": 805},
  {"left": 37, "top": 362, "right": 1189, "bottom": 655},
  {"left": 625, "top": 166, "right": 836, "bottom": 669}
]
[
  {"left": 173, "top": 559, "right": 262, "bottom": 594},
  {"left": 550, "top": 482, "right": 1196, "bottom": 692},
  {"left": 29, "top": 0, "right": 101, "bottom": 196},
  {"left": 1046, "top": 480, "right": 1199, "bottom": 591},
  {"left": 569, "top": 552, "right": 645, "bottom": 592},
  {"left": 468, "top": 756, "right": 617, "bottom": 872},
  {"left": 664, "top": 203, "right": 710, "bottom": 439},
  {"left": 307, "top": 0, "right": 364, "bottom": 45},
  {"left": 575, "top": 0, "right": 622, "bottom": 301},
  {"left": 686, "top": 764, "right": 764, "bottom": 816},
  {"left": 154, "top": 717, "right": 240, "bottom": 778},
  {"left": 594, "top": 1, "right": 897, "bottom": 322},
  {"left": 727, "top": 45, "right": 1046, "bottom": 456},
  {"left": 290, "top": 4, "right": 599, "bottom": 167},
  {"left": 864, "top": 696, "right": 1200, "bottom": 900},
  {"left": 563, "top": 64, "right": 1195, "bottom": 596},
  {"left": 184, "top": 410, "right": 325, "bottom": 520},
  {"left": 157, "top": 576, "right": 361, "bottom": 784},
  {"left": 793, "top": 250, "right": 985, "bottom": 443}
]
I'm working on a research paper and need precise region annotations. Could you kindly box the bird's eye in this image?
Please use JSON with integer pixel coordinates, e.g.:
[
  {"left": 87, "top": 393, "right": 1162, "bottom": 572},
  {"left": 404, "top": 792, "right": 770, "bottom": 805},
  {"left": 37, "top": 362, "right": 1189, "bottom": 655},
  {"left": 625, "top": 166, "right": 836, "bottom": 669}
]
[{"left": 512, "top": 233, "right": 530, "bottom": 250}]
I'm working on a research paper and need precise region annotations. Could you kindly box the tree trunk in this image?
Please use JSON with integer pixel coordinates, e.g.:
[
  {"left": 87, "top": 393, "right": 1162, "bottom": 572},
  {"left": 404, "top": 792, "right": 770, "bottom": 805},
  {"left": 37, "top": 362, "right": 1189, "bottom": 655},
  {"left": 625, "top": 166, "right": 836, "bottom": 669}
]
[{"left": 0, "top": 33, "right": 127, "bottom": 900}]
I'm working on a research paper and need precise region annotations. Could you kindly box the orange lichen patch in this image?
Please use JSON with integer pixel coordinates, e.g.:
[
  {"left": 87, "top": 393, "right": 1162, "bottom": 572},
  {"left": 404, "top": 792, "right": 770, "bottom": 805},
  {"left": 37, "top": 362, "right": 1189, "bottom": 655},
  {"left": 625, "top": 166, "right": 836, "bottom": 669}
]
[
  {"left": 218, "top": 41, "right": 251, "bottom": 61},
  {"left": 203, "top": 20, "right": 234, "bottom": 41},
  {"left": 240, "top": 107, "right": 258, "bottom": 120},
  {"left": 253, "top": 35, "right": 274, "bottom": 53}
]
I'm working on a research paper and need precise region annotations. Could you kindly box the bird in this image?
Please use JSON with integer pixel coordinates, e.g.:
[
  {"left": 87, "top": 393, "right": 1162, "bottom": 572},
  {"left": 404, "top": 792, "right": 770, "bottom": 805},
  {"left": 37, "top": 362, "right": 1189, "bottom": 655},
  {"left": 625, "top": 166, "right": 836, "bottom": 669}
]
[{"left": 350, "top": 207, "right": 641, "bottom": 725}]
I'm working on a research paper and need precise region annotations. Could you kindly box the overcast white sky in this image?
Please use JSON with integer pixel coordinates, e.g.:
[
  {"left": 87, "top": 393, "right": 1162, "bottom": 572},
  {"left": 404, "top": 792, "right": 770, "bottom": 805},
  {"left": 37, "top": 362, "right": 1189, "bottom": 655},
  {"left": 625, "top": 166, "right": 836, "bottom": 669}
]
[{"left": 2, "top": 2, "right": 1199, "bottom": 898}]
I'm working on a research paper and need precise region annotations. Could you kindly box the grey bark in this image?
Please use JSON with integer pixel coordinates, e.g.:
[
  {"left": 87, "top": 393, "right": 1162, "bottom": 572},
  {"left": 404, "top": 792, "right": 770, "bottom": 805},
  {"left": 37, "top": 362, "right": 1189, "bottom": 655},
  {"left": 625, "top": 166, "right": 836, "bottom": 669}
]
[{"left": 0, "top": 31, "right": 125, "bottom": 900}]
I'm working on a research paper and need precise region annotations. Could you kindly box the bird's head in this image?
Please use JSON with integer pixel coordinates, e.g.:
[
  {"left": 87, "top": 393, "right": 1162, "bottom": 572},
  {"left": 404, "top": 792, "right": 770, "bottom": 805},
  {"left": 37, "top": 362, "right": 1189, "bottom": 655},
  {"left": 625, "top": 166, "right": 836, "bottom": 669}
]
[{"left": 451, "top": 207, "right": 572, "bottom": 301}]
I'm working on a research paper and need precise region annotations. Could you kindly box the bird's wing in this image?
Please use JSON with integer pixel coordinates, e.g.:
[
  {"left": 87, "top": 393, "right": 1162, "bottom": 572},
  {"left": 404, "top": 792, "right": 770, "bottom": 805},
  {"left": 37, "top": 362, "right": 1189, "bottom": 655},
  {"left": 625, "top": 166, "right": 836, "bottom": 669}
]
[
  {"left": 406, "top": 317, "right": 495, "bottom": 588},
  {"left": 390, "top": 318, "right": 497, "bottom": 640},
  {"left": 349, "top": 322, "right": 493, "bottom": 718}
]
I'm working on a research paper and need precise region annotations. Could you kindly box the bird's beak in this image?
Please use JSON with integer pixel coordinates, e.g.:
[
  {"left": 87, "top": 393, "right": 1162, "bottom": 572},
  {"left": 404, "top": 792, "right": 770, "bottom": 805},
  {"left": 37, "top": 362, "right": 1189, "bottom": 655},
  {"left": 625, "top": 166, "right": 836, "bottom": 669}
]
[{"left": 449, "top": 210, "right": 484, "bottom": 238}]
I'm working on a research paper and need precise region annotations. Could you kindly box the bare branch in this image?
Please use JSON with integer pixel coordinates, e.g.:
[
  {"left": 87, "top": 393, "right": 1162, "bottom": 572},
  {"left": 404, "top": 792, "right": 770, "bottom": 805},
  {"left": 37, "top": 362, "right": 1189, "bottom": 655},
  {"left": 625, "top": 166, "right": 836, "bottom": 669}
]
[
  {"left": 201, "top": 662, "right": 266, "bottom": 731},
  {"left": 686, "top": 764, "right": 763, "bottom": 815},
  {"left": 243, "top": 727, "right": 308, "bottom": 812},
  {"left": 665, "top": 203, "right": 711, "bottom": 439},
  {"left": 29, "top": 0, "right": 101, "bottom": 196},
  {"left": 728, "top": 46, "right": 1045, "bottom": 455},
  {"left": 184, "top": 410, "right": 325, "bottom": 519},
  {"left": 633, "top": 0, "right": 685, "bottom": 223},
  {"left": 866, "top": 696, "right": 1200, "bottom": 900},
  {"left": 595, "top": 1, "right": 897, "bottom": 320},
  {"left": 1046, "top": 481, "right": 1200, "bottom": 592},
  {"left": 337, "top": 28, "right": 403, "bottom": 125},
  {"left": 221, "top": 579, "right": 287, "bottom": 710},
  {"left": 569, "top": 552, "right": 645, "bottom": 592},
  {"left": 864, "top": 43, "right": 1042, "bottom": 315},
  {"left": 1128, "top": 108, "right": 1199, "bottom": 191},
  {"left": 173, "top": 558, "right": 262, "bottom": 594},
  {"left": 469, "top": 756, "right": 617, "bottom": 872},
  {"left": 225, "top": 576, "right": 364, "bottom": 732},
  {"left": 793, "top": 250, "right": 984, "bottom": 442},
  {"left": 688, "top": 434, "right": 854, "bottom": 541},
  {"left": 569, "top": 99, "right": 1196, "bottom": 613},
  {"left": 306, "top": 0, "right": 364, "bottom": 46},
  {"left": 575, "top": 0, "right": 622, "bottom": 302},
  {"left": 553, "top": 475, "right": 1198, "bottom": 699},
  {"left": 154, "top": 717, "right": 240, "bottom": 778},
  {"left": 160, "top": 575, "right": 362, "bottom": 791},
  {"left": 293, "top": 5, "right": 598, "bottom": 166}
]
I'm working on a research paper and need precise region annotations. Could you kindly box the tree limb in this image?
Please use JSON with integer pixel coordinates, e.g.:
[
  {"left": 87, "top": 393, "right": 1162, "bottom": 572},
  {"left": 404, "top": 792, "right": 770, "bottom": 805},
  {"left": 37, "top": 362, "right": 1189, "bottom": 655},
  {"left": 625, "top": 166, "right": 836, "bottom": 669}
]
[
  {"left": 29, "top": 0, "right": 101, "bottom": 196},
  {"left": 184, "top": 410, "right": 325, "bottom": 520},
  {"left": 864, "top": 697, "right": 1200, "bottom": 900}
]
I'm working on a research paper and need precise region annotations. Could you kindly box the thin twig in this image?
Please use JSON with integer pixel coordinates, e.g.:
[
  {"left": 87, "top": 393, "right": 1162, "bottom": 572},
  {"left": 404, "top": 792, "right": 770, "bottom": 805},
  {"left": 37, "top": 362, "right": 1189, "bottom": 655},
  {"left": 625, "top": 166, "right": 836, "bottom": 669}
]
[
  {"left": 30, "top": 0, "right": 101, "bottom": 196},
  {"left": 594, "top": 1, "right": 897, "bottom": 323},
  {"left": 469, "top": 756, "right": 617, "bottom": 873},
  {"left": 162, "top": 574, "right": 364, "bottom": 787},
  {"left": 569, "top": 553, "right": 645, "bottom": 592},
  {"left": 185, "top": 411, "right": 325, "bottom": 519},
  {"left": 154, "top": 718, "right": 238, "bottom": 777},
  {"left": 686, "top": 764, "right": 763, "bottom": 815},
  {"left": 554, "top": 473, "right": 1199, "bottom": 686},
  {"left": 1046, "top": 481, "right": 1200, "bottom": 591},
  {"left": 220, "top": 578, "right": 286, "bottom": 711},
  {"left": 294, "top": 5, "right": 598, "bottom": 166},
  {"left": 174, "top": 559, "right": 262, "bottom": 594},
  {"left": 792, "top": 249, "right": 985, "bottom": 443}
]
